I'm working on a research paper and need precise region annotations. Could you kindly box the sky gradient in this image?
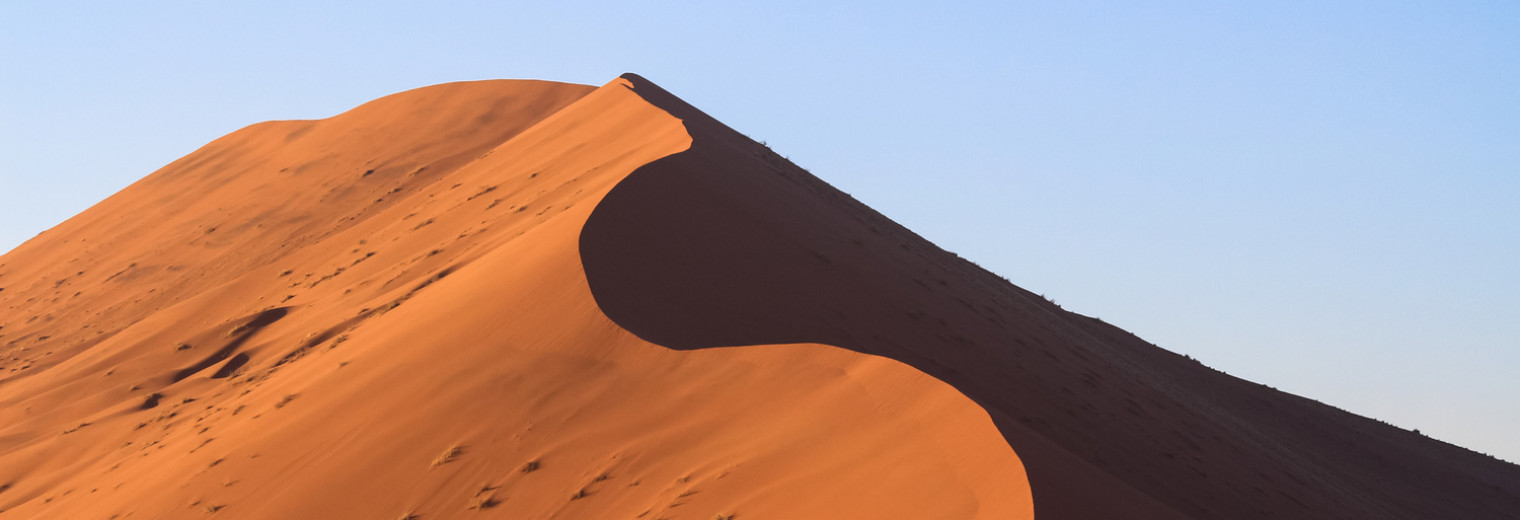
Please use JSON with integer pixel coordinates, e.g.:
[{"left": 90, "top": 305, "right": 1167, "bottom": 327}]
[{"left": 3, "top": 1, "right": 1517, "bottom": 461}]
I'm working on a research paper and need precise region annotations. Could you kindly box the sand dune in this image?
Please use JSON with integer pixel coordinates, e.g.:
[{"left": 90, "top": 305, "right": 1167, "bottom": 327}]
[
  {"left": 1, "top": 74, "right": 1516, "bottom": 519},
  {"left": 0, "top": 76, "right": 1028, "bottom": 519}
]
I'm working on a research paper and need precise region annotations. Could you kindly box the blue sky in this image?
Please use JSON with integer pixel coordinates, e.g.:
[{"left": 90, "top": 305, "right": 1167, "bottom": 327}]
[{"left": 2, "top": 1, "right": 1517, "bottom": 461}]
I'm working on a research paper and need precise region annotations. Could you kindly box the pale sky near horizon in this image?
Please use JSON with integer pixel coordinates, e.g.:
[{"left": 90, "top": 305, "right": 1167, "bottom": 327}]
[{"left": 2, "top": 2, "right": 1517, "bottom": 462}]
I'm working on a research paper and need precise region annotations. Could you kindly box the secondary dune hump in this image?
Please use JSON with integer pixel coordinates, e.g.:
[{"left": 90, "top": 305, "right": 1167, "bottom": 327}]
[{"left": 0, "top": 74, "right": 1516, "bottom": 520}]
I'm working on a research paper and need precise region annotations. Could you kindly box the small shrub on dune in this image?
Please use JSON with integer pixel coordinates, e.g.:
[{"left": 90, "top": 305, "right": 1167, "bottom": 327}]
[{"left": 431, "top": 445, "right": 463, "bottom": 467}]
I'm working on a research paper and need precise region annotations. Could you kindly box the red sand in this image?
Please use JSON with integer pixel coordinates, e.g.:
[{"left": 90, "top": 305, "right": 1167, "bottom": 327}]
[{"left": 0, "top": 74, "right": 1516, "bottom": 519}]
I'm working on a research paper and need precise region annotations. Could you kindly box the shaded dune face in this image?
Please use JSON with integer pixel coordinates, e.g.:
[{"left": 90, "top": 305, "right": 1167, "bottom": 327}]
[
  {"left": 0, "top": 76, "right": 1033, "bottom": 519},
  {"left": 583, "top": 76, "right": 1186, "bottom": 520},
  {"left": 584, "top": 76, "right": 1520, "bottom": 520}
]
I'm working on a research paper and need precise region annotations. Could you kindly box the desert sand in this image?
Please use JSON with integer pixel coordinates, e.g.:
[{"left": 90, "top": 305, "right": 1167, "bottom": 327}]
[{"left": 0, "top": 74, "right": 1515, "bottom": 519}]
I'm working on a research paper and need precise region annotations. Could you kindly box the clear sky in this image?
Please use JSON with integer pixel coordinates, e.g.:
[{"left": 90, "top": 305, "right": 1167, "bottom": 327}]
[{"left": 2, "top": 1, "right": 1517, "bottom": 462}]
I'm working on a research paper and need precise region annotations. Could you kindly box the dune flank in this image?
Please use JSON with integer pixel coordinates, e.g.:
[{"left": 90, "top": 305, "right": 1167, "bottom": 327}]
[{"left": 2, "top": 73, "right": 1517, "bottom": 520}]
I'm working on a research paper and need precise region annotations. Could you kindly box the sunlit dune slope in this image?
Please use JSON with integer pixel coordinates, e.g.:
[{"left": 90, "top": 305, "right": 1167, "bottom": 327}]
[{"left": 0, "top": 76, "right": 1031, "bottom": 519}]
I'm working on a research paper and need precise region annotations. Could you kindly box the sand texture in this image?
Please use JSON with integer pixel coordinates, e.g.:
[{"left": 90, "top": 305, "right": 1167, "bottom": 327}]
[{"left": 1, "top": 74, "right": 1516, "bottom": 519}]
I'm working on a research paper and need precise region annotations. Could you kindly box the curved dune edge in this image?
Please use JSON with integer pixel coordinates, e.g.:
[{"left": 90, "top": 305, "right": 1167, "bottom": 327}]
[
  {"left": 0, "top": 76, "right": 1029, "bottom": 520},
  {"left": 572, "top": 76, "right": 1036, "bottom": 518},
  {"left": 582, "top": 75, "right": 1213, "bottom": 520}
]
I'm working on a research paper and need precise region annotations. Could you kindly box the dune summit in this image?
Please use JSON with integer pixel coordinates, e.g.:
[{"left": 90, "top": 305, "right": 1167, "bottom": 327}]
[{"left": 0, "top": 75, "right": 1514, "bottom": 520}]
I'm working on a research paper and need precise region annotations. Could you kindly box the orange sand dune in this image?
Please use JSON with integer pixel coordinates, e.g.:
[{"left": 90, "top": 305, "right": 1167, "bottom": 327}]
[
  {"left": 2, "top": 73, "right": 1517, "bottom": 520},
  {"left": 0, "top": 76, "right": 1028, "bottom": 520}
]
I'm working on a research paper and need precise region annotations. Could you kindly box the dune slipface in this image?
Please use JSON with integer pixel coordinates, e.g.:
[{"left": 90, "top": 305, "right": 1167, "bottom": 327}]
[{"left": 0, "top": 74, "right": 1516, "bottom": 520}]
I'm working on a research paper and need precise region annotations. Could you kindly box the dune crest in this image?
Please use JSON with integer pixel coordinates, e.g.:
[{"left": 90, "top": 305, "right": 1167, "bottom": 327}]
[{"left": 0, "top": 76, "right": 1032, "bottom": 519}]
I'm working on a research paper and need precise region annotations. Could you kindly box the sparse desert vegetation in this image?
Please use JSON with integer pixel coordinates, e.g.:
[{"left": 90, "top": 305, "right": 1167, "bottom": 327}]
[
  {"left": 431, "top": 445, "right": 464, "bottom": 467},
  {"left": 468, "top": 494, "right": 500, "bottom": 510}
]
